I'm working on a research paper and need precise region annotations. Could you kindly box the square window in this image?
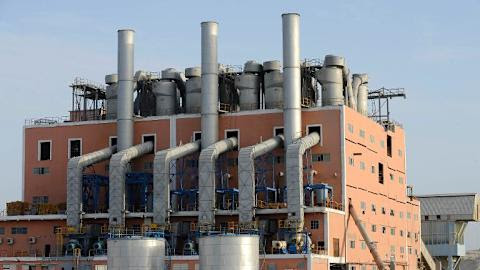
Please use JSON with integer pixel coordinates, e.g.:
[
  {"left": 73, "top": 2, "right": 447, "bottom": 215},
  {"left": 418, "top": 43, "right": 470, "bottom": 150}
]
[
  {"left": 109, "top": 136, "right": 117, "bottom": 147},
  {"left": 39, "top": 141, "right": 51, "bottom": 161},
  {"left": 310, "top": 220, "right": 319, "bottom": 230},
  {"left": 193, "top": 131, "right": 202, "bottom": 142},
  {"left": 348, "top": 123, "right": 354, "bottom": 133},
  {"left": 350, "top": 240, "right": 355, "bottom": 249},
  {"left": 359, "top": 129, "right": 365, "bottom": 138},
  {"left": 390, "top": 173, "right": 394, "bottom": 181},
  {"left": 69, "top": 139, "right": 82, "bottom": 158},
  {"left": 142, "top": 134, "right": 156, "bottom": 154},
  {"left": 371, "top": 224, "right": 377, "bottom": 232},
  {"left": 390, "top": 228, "right": 395, "bottom": 235},
  {"left": 274, "top": 127, "right": 284, "bottom": 137},
  {"left": 360, "top": 161, "right": 365, "bottom": 170}
]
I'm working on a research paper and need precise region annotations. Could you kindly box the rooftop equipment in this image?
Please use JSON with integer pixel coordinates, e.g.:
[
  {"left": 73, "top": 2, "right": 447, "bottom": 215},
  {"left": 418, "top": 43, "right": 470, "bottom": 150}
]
[
  {"left": 353, "top": 73, "right": 369, "bottom": 116},
  {"left": 152, "top": 69, "right": 180, "bottom": 116},
  {"left": 235, "top": 60, "right": 263, "bottom": 111},
  {"left": 315, "top": 55, "right": 346, "bottom": 107},
  {"left": 263, "top": 60, "right": 284, "bottom": 109},
  {"left": 105, "top": 74, "right": 118, "bottom": 120},
  {"left": 185, "top": 67, "right": 202, "bottom": 113}
]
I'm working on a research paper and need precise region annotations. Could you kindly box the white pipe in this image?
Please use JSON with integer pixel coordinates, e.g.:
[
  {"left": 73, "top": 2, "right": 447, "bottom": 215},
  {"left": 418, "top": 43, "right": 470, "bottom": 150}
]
[
  {"left": 108, "top": 142, "right": 153, "bottom": 226},
  {"left": 153, "top": 141, "right": 201, "bottom": 225},
  {"left": 201, "top": 21, "right": 219, "bottom": 149},
  {"left": 198, "top": 137, "right": 238, "bottom": 228},
  {"left": 117, "top": 30, "right": 135, "bottom": 151},
  {"left": 353, "top": 73, "right": 369, "bottom": 116},
  {"left": 343, "top": 65, "right": 356, "bottom": 109},
  {"left": 282, "top": 13, "right": 302, "bottom": 146},
  {"left": 66, "top": 146, "right": 116, "bottom": 229},
  {"left": 286, "top": 132, "right": 320, "bottom": 231},
  {"left": 238, "top": 135, "right": 284, "bottom": 225}
]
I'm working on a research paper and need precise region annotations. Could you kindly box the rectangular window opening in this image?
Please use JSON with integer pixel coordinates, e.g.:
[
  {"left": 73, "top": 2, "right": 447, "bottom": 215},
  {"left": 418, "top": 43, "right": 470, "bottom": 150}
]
[
  {"left": 69, "top": 139, "right": 81, "bottom": 158},
  {"left": 378, "top": 162, "right": 384, "bottom": 184},
  {"left": 39, "top": 141, "right": 51, "bottom": 161},
  {"left": 142, "top": 135, "right": 156, "bottom": 154},
  {"left": 387, "top": 135, "right": 392, "bottom": 157},
  {"left": 110, "top": 137, "right": 117, "bottom": 147},
  {"left": 193, "top": 131, "right": 202, "bottom": 142},
  {"left": 225, "top": 130, "right": 239, "bottom": 150},
  {"left": 274, "top": 127, "right": 284, "bottom": 137}
]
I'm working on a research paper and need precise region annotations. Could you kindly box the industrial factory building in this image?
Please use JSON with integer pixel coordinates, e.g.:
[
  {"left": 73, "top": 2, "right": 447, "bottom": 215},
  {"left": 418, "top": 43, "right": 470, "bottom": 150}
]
[{"left": 0, "top": 13, "right": 423, "bottom": 270}]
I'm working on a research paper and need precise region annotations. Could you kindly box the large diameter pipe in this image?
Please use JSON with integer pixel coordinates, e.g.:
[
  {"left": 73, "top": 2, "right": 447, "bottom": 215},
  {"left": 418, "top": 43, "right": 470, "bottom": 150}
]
[
  {"left": 349, "top": 200, "right": 385, "bottom": 270},
  {"left": 66, "top": 146, "right": 116, "bottom": 230},
  {"left": 153, "top": 140, "right": 201, "bottom": 225},
  {"left": 238, "top": 135, "right": 284, "bottom": 224},
  {"left": 109, "top": 142, "right": 153, "bottom": 226},
  {"left": 282, "top": 13, "right": 302, "bottom": 146},
  {"left": 117, "top": 29, "right": 135, "bottom": 151},
  {"left": 286, "top": 132, "right": 320, "bottom": 231},
  {"left": 201, "top": 21, "right": 219, "bottom": 149},
  {"left": 198, "top": 137, "right": 238, "bottom": 228}
]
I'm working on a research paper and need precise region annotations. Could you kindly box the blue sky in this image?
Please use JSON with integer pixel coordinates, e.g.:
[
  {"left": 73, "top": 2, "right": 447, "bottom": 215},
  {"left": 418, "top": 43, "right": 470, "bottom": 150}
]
[{"left": 0, "top": 0, "right": 479, "bottom": 249}]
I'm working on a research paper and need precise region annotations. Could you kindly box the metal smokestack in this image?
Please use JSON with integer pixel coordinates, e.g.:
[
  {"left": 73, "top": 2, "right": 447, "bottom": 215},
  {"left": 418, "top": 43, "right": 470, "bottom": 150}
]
[
  {"left": 200, "top": 21, "right": 219, "bottom": 149},
  {"left": 282, "top": 13, "right": 302, "bottom": 146},
  {"left": 117, "top": 29, "right": 135, "bottom": 151}
]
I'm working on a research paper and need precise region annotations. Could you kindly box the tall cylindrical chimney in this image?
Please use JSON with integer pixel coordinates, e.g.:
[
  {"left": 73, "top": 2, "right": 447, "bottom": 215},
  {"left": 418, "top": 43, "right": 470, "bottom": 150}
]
[
  {"left": 282, "top": 13, "right": 302, "bottom": 146},
  {"left": 117, "top": 29, "right": 135, "bottom": 151},
  {"left": 201, "top": 22, "right": 219, "bottom": 149}
]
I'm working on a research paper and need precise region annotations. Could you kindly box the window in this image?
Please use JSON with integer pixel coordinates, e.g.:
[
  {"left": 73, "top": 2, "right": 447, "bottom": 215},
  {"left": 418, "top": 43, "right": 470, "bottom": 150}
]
[
  {"left": 378, "top": 162, "right": 384, "bottom": 184},
  {"left": 307, "top": 125, "right": 322, "bottom": 144},
  {"left": 369, "top": 135, "right": 375, "bottom": 144},
  {"left": 407, "top": 212, "right": 411, "bottom": 219},
  {"left": 390, "top": 209, "right": 395, "bottom": 216},
  {"left": 389, "top": 173, "right": 394, "bottom": 181},
  {"left": 274, "top": 127, "right": 284, "bottom": 137},
  {"left": 350, "top": 240, "right": 355, "bottom": 249},
  {"left": 390, "top": 228, "right": 395, "bottom": 235},
  {"left": 225, "top": 129, "right": 240, "bottom": 150},
  {"left": 371, "top": 204, "right": 376, "bottom": 213},
  {"left": 360, "top": 161, "right": 365, "bottom": 170},
  {"left": 381, "top": 207, "right": 386, "bottom": 215},
  {"left": 400, "top": 230, "right": 404, "bottom": 237},
  {"left": 33, "top": 167, "right": 49, "bottom": 175},
  {"left": 399, "top": 211, "right": 404, "bottom": 219},
  {"left": 312, "top": 153, "right": 330, "bottom": 162},
  {"left": 310, "top": 220, "right": 319, "bottom": 229},
  {"left": 348, "top": 123, "right": 354, "bottom": 133},
  {"left": 109, "top": 136, "right": 117, "bottom": 147},
  {"left": 38, "top": 140, "right": 51, "bottom": 161},
  {"left": 387, "top": 135, "right": 392, "bottom": 157},
  {"left": 371, "top": 165, "right": 376, "bottom": 174},
  {"left": 360, "top": 201, "right": 366, "bottom": 211},
  {"left": 12, "top": 227, "right": 28, "bottom": 234},
  {"left": 359, "top": 129, "right": 365, "bottom": 138},
  {"left": 68, "top": 139, "right": 82, "bottom": 158},
  {"left": 408, "top": 246, "right": 412, "bottom": 254},
  {"left": 382, "top": 226, "right": 386, "bottom": 234},
  {"left": 193, "top": 131, "right": 202, "bottom": 142},
  {"left": 371, "top": 224, "right": 377, "bottom": 232},
  {"left": 32, "top": 196, "right": 48, "bottom": 204},
  {"left": 142, "top": 134, "right": 156, "bottom": 154},
  {"left": 349, "top": 157, "right": 355, "bottom": 166},
  {"left": 380, "top": 140, "right": 385, "bottom": 148},
  {"left": 0, "top": 227, "right": 4, "bottom": 234},
  {"left": 398, "top": 149, "right": 403, "bottom": 157},
  {"left": 390, "top": 245, "right": 395, "bottom": 254},
  {"left": 399, "top": 176, "right": 404, "bottom": 184},
  {"left": 333, "top": 238, "right": 340, "bottom": 257}
]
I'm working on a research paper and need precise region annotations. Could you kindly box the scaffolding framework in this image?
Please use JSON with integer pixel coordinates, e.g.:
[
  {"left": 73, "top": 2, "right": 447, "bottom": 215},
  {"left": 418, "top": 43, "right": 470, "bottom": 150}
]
[
  {"left": 70, "top": 77, "right": 106, "bottom": 121},
  {"left": 368, "top": 87, "right": 406, "bottom": 125}
]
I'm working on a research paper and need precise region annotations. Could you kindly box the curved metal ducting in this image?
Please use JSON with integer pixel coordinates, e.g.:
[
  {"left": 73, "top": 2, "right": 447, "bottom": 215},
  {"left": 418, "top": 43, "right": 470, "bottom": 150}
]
[
  {"left": 353, "top": 73, "right": 369, "bottom": 116},
  {"left": 286, "top": 132, "right": 320, "bottom": 231},
  {"left": 117, "top": 29, "right": 135, "bottom": 151},
  {"left": 282, "top": 13, "right": 302, "bottom": 146},
  {"left": 238, "top": 135, "right": 284, "bottom": 224},
  {"left": 66, "top": 146, "right": 117, "bottom": 229},
  {"left": 198, "top": 137, "right": 238, "bottom": 227},
  {"left": 201, "top": 21, "right": 219, "bottom": 149},
  {"left": 235, "top": 60, "right": 263, "bottom": 111},
  {"left": 109, "top": 142, "right": 153, "bottom": 226},
  {"left": 185, "top": 67, "right": 202, "bottom": 114},
  {"left": 316, "top": 55, "right": 345, "bottom": 107},
  {"left": 153, "top": 140, "right": 201, "bottom": 225},
  {"left": 343, "top": 65, "right": 356, "bottom": 109},
  {"left": 264, "top": 60, "right": 284, "bottom": 109}
]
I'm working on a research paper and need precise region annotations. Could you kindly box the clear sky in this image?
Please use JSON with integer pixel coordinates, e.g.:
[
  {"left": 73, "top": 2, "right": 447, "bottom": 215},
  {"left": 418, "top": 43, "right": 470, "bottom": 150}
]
[{"left": 0, "top": 0, "right": 479, "bottom": 249}]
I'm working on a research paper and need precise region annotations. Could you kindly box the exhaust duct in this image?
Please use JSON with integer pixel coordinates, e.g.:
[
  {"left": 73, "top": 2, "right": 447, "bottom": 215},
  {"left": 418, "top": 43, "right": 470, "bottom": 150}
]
[
  {"left": 353, "top": 73, "right": 369, "bottom": 116},
  {"left": 282, "top": 13, "right": 302, "bottom": 146},
  {"left": 201, "top": 21, "right": 219, "bottom": 149},
  {"left": 117, "top": 29, "right": 135, "bottom": 151}
]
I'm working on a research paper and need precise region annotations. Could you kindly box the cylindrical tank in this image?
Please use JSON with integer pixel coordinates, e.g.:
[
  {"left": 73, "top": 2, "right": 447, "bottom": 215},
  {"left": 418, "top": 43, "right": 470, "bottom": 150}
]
[
  {"left": 105, "top": 74, "right": 118, "bottom": 120},
  {"left": 354, "top": 73, "right": 369, "bottom": 116},
  {"left": 107, "top": 237, "right": 166, "bottom": 270},
  {"left": 152, "top": 80, "right": 176, "bottom": 115},
  {"left": 199, "top": 235, "right": 259, "bottom": 270},
  {"left": 263, "top": 60, "right": 283, "bottom": 109},
  {"left": 185, "top": 67, "right": 202, "bottom": 113},
  {"left": 316, "top": 55, "right": 345, "bottom": 106},
  {"left": 235, "top": 60, "right": 262, "bottom": 111}
]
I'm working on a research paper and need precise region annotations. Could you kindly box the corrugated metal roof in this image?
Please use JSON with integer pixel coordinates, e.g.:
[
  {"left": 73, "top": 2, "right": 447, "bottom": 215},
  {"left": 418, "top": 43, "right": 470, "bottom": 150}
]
[{"left": 417, "top": 193, "right": 478, "bottom": 220}]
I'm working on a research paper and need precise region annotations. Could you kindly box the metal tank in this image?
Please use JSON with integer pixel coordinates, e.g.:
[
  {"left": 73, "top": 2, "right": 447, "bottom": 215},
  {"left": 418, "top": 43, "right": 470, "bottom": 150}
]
[
  {"left": 354, "top": 73, "right": 369, "bottom": 116},
  {"left": 316, "top": 55, "right": 345, "bottom": 106},
  {"left": 185, "top": 67, "right": 202, "bottom": 113},
  {"left": 107, "top": 237, "right": 166, "bottom": 270},
  {"left": 152, "top": 68, "right": 179, "bottom": 116},
  {"left": 105, "top": 74, "right": 118, "bottom": 120},
  {"left": 263, "top": 60, "right": 283, "bottom": 109},
  {"left": 235, "top": 60, "right": 262, "bottom": 111},
  {"left": 199, "top": 234, "right": 259, "bottom": 270}
]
